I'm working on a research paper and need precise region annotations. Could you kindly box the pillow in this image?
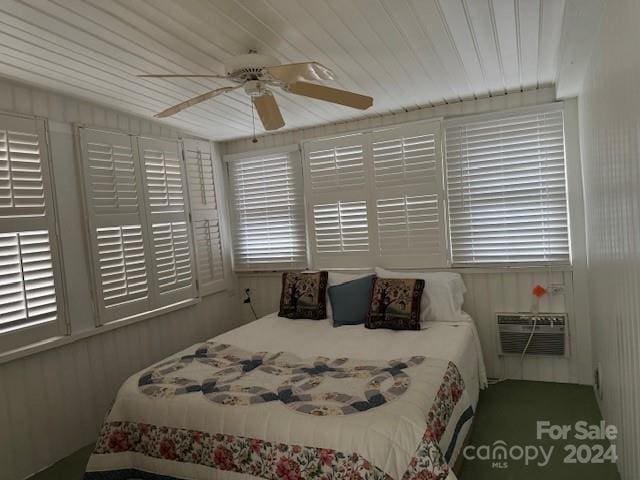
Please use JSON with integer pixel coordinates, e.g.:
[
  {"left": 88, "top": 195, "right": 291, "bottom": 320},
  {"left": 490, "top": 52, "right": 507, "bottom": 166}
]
[
  {"left": 279, "top": 271, "right": 328, "bottom": 319},
  {"left": 328, "top": 275, "right": 376, "bottom": 327},
  {"left": 328, "top": 271, "right": 373, "bottom": 286},
  {"left": 375, "top": 267, "right": 467, "bottom": 323},
  {"left": 326, "top": 271, "right": 374, "bottom": 318},
  {"left": 365, "top": 277, "right": 424, "bottom": 330}
]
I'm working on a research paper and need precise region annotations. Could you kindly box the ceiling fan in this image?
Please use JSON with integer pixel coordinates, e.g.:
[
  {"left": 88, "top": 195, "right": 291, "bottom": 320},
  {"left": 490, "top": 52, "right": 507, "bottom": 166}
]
[{"left": 139, "top": 51, "right": 373, "bottom": 133}]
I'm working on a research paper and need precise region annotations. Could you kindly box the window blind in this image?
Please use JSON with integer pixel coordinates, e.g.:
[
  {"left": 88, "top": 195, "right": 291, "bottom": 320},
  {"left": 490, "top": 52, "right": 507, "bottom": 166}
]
[
  {"left": 0, "top": 113, "right": 64, "bottom": 352},
  {"left": 79, "top": 129, "right": 197, "bottom": 324},
  {"left": 445, "top": 107, "right": 570, "bottom": 264},
  {"left": 313, "top": 200, "right": 369, "bottom": 254},
  {"left": 303, "top": 120, "right": 449, "bottom": 269},
  {"left": 228, "top": 150, "right": 306, "bottom": 271},
  {"left": 184, "top": 139, "right": 226, "bottom": 294}
]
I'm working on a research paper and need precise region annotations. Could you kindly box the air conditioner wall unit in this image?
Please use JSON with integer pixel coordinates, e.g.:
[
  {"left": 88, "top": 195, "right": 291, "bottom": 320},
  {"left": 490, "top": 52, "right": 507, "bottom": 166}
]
[{"left": 496, "top": 313, "right": 569, "bottom": 357}]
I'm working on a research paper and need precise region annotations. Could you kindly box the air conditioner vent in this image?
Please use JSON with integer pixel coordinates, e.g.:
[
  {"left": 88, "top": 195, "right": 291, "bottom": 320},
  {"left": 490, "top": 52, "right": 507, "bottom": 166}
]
[{"left": 497, "top": 313, "right": 568, "bottom": 357}]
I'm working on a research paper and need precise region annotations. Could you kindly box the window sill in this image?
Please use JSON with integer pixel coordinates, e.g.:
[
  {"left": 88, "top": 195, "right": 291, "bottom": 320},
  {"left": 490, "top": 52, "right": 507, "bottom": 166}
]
[
  {"left": 449, "top": 264, "right": 573, "bottom": 274},
  {"left": 235, "top": 271, "right": 286, "bottom": 277},
  {"left": 0, "top": 298, "right": 199, "bottom": 365},
  {"left": 234, "top": 265, "right": 573, "bottom": 277}
]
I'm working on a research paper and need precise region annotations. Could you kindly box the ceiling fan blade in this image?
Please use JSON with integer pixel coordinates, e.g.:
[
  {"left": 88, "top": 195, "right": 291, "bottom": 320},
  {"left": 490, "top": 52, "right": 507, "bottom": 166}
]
[
  {"left": 155, "top": 86, "right": 240, "bottom": 118},
  {"left": 252, "top": 93, "right": 285, "bottom": 131},
  {"left": 286, "top": 82, "right": 373, "bottom": 110},
  {"left": 266, "top": 62, "right": 334, "bottom": 83},
  {"left": 139, "top": 74, "right": 229, "bottom": 79}
]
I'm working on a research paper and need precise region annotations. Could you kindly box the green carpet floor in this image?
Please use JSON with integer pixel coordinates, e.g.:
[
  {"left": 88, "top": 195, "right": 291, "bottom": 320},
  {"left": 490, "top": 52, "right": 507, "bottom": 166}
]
[
  {"left": 29, "top": 380, "right": 620, "bottom": 480},
  {"left": 459, "top": 380, "right": 620, "bottom": 479},
  {"left": 29, "top": 444, "right": 94, "bottom": 480}
]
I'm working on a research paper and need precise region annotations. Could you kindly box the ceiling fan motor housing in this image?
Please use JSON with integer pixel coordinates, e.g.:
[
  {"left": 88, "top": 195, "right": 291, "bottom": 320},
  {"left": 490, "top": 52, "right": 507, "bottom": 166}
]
[{"left": 224, "top": 53, "right": 280, "bottom": 81}]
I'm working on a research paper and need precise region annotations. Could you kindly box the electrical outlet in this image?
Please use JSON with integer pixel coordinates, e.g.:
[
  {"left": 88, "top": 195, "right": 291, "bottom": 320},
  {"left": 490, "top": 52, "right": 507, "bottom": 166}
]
[{"left": 594, "top": 363, "right": 603, "bottom": 399}]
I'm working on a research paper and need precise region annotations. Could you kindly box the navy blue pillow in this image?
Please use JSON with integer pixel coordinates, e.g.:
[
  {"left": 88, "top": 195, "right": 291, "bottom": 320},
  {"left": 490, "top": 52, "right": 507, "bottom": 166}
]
[{"left": 328, "top": 275, "right": 376, "bottom": 327}]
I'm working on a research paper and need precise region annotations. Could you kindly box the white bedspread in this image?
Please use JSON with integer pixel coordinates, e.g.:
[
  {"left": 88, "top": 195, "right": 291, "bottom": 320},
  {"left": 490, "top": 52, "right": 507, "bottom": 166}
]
[
  {"left": 84, "top": 314, "right": 486, "bottom": 480},
  {"left": 217, "top": 313, "right": 487, "bottom": 406}
]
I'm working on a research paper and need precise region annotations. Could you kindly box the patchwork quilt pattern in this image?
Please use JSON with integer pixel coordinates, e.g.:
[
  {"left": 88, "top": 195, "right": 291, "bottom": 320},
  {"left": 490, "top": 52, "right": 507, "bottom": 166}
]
[
  {"left": 85, "top": 342, "right": 469, "bottom": 480},
  {"left": 138, "top": 342, "right": 425, "bottom": 416}
]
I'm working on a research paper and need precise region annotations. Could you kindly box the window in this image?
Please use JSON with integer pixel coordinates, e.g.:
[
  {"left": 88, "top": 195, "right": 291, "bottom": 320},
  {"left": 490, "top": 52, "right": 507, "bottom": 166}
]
[
  {"left": 305, "top": 133, "right": 370, "bottom": 267},
  {"left": 78, "top": 128, "right": 198, "bottom": 324},
  {"left": 444, "top": 106, "right": 570, "bottom": 265},
  {"left": 183, "top": 139, "right": 226, "bottom": 295},
  {"left": 227, "top": 148, "right": 307, "bottom": 271},
  {"left": 303, "top": 120, "right": 449, "bottom": 269},
  {"left": 0, "top": 113, "right": 66, "bottom": 351},
  {"left": 370, "top": 122, "right": 447, "bottom": 267}
]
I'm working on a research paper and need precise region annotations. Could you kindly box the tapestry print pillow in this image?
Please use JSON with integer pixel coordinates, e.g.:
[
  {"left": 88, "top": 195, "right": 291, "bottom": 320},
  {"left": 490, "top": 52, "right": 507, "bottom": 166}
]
[
  {"left": 279, "top": 271, "right": 328, "bottom": 320},
  {"left": 365, "top": 277, "right": 425, "bottom": 330}
]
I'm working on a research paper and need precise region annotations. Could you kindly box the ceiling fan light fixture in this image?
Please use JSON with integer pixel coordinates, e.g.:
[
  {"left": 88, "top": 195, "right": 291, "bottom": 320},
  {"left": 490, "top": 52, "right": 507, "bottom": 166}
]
[{"left": 243, "top": 80, "right": 266, "bottom": 96}]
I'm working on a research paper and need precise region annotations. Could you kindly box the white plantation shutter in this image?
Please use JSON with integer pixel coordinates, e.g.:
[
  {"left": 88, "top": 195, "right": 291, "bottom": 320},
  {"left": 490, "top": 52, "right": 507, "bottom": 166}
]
[
  {"left": 306, "top": 138, "right": 366, "bottom": 191},
  {"left": 0, "top": 231, "right": 54, "bottom": 328},
  {"left": 313, "top": 201, "right": 369, "bottom": 254},
  {"left": 370, "top": 121, "right": 448, "bottom": 268},
  {"left": 0, "top": 129, "right": 46, "bottom": 215},
  {"left": 184, "top": 139, "right": 225, "bottom": 294},
  {"left": 79, "top": 129, "right": 197, "bottom": 324},
  {"left": 96, "top": 225, "right": 148, "bottom": 309},
  {"left": 138, "top": 137, "right": 197, "bottom": 304},
  {"left": 304, "top": 134, "right": 373, "bottom": 268},
  {"left": 79, "top": 129, "right": 152, "bottom": 321},
  {"left": 371, "top": 129, "right": 437, "bottom": 188},
  {"left": 150, "top": 221, "right": 192, "bottom": 294},
  {"left": 303, "top": 120, "right": 448, "bottom": 269},
  {"left": 228, "top": 149, "right": 306, "bottom": 271},
  {"left": 375, "top": 195, "right": 441, "bottom": 256},
  {"left": 0, "top": 230, "right": 59, "bottom": 337},
  {"left": 445, "top": 106, "right": 570, "bottom": 264},
  {"left": 0, "top": 113, "right": 64, "bottom": 351}
]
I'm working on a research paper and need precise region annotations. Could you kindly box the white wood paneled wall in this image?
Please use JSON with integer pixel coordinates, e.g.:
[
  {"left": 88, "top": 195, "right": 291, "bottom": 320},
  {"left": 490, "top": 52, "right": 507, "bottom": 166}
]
[
  {"left": 579, "top": 0, "right": 640, "bottom": 478},
  {"left": 0, "top": 77, "right": 180, "bottom": 139},
  {"left": 0, "top": 295, "right": 239, "bottom": 480},
  {"left": 225, "top": 88, "right": 556, "bottom": 154},
  {"left": 0, "top": 77, "right": 245, "bottom": 480},
  {"left": 237, "top": 269, "right": 592, "bottom": 386}
]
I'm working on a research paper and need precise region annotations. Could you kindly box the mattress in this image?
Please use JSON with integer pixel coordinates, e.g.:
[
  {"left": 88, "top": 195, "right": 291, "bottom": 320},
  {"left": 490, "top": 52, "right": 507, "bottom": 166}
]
[
  {"left": 84, "top": 313, "right": 486, "bottom": 480},
  {"left": 216, "top": 313, "right": 486, "bottom": 408}
]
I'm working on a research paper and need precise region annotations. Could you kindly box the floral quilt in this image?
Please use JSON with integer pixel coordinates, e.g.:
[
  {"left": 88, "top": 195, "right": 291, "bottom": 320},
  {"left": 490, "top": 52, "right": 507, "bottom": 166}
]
[{"left": 84, "top": 342, "right": 470, "bottom": 480}]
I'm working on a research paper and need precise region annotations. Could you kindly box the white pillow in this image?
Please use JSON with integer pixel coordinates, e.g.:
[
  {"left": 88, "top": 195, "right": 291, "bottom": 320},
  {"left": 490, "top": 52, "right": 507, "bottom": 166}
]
[
  {"left": 326, "top": 271, "right": 373, "bottom": 318},
  {"left": 374, "top": 267, "right": 467, "bottom": 323}
]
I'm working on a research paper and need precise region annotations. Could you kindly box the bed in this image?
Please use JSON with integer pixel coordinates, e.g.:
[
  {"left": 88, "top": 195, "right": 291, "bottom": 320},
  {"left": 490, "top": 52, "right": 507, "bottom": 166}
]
[{"left": 84, "top": 312, "right": 487, "bottom": 480}]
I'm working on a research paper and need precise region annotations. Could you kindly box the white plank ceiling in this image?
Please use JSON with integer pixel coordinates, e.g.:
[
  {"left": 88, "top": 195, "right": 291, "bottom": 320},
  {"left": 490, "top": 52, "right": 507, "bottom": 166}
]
[{"left": 0, "top": 0, "right": 568, "bottom": 141}]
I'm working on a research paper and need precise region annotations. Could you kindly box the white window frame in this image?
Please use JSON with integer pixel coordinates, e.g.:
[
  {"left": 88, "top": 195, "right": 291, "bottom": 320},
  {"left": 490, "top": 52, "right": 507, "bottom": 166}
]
[
  {"left": 0, "top": 112, "right": 67, "bottom": 353},
  {"left": 443, "top": 103, "right": 572, "bottom": 267},
  {"left": 76, "top": 126, "right": 203, "bottom": 326},
  {"left": 302, "top": 118, "right": 449, "bottom": 270},
  {"left": 225, "top": 145, "right": 308, "bottom": 272}
]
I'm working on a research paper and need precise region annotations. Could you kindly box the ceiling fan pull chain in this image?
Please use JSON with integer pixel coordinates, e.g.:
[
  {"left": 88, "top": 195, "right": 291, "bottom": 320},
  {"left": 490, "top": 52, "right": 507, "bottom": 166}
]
[{"left": 251, "top": 99, "right": 258, "bottom": 143}]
